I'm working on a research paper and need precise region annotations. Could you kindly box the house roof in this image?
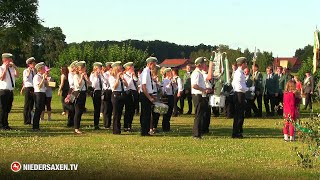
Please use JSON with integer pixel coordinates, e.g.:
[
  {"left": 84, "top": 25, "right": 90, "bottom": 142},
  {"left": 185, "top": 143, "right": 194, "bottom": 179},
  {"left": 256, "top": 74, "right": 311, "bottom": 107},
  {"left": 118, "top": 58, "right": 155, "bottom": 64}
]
[
  {"left": 273, "top": 57, "right": 301, "bottom": 72},
  {"left": 159, "top": 59, "right": 190, "bottom": 68}
]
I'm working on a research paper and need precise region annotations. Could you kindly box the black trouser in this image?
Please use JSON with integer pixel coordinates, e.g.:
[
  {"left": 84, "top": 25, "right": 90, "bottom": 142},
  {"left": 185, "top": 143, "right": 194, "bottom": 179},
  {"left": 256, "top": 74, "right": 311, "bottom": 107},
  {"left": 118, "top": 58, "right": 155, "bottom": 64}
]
[
  {"left": 92, "top": 90, "right": 102, "bottom": 127},
  {"left": 173, "top": 94, "right": 182, "bottom": 115},
  {"left": 304, "top": 93, "right": 312, "bottom": 110},
  {"left": 111, "top": 91, "right": 126, "bottom": 134},
  {"left": 151, "top": 110, "right": 160, "bottom": 129},
  {"left": 264, "top": 94, "right": 276, "bottom": 116},
  {"left": 23, "top": 87, "right": 34, "bottom": 124},
  {"left": 0, "top": 90, "right": 13, "bottom": 128},
  {"left": 163, "top": 95, "right": 174, "bottom": 131},
  {"left": 253, "top": 94, "right": 262, "bottom": 116},
  {"left": 61, "top": 90, "right": 69, "bottom": 112},
  {"left": 66, "top": 102, "right": 75, "bottom": 127},
  {"left": 233, "top": 92, "right": 246, "bottom": 136},
  {"left": 124, "top": 90, "right": 136, "bottom": 129},
  {"left": 224, "top": 95, "right": 234, "bottom": 118},
  {"left": 203, "top": 97, "right": 211, "bottom": 133},
  {"left": 181, "top": 90, "right": 192, "bottom": 113},
  {"left": 140, "top": 92, "right": 153, "bottom": 136},
  {"left": 132, "top": 90, "right": 139, "bottom": 114},
  {"left": 245, "top": 98, "right": 258, "bottom": 117},
  {"left": 103, "top": 90, "right": 113, "bottom": 128},
  {"left": 192, "top": 94, "right": 205, "bottom": 137},
  {"left": 33, "top": 92, "right": 46, "bottom": 130},
  {"left": 212, "top": 107, "right": 220, "bottom": 117},
  {"left": 74, "top": 91, "right": 87, "bottom": 129},
  {"left": 61, "top": 91, "right": 68, "bottom": 113},
  {"left": 276, "top": 93, "right": 284, "bottom": 115}
]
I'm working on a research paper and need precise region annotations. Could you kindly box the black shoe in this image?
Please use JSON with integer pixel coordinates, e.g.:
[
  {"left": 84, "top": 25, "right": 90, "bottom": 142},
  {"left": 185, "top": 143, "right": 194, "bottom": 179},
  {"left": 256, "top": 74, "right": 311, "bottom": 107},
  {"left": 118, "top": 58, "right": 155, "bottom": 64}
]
[
  {"left": 193, "top": 136, "right": 202, "bottom": 139},
  {"left": 186, "top": 111, "right": 192, "bottom": 115},
  {"left": 4, "top": 126, "right": 12, "bottom": 130},
  {"left": 94, "top": 126, "right": 100, "bottom": 130},
  {"left": 33, "top": 128, "right": 40, "bottom": 132},
  {"left": 141, "top": 133, "right": 150, "bottom": 136}
]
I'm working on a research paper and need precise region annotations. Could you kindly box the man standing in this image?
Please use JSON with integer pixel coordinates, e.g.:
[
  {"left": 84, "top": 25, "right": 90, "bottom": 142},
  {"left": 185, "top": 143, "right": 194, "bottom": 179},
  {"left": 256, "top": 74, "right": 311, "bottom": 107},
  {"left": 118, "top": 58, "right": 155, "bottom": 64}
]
[
  {"left": 140, "top": 57, "right": 157, "bottom": 136},
  {"left": 232, "top": 57, "right": 253, "bottom": 138},
  {"left": 102, "top": 62, "right": 113, "bottom": 129},
  {"left": 181, "top": 64, "right": 192, "bottom": 114},
  {"left": 264, "top": 66, "right": 279, "bottom": 117},
  {"left": 0, "top": 53, "right": 19, "bottom": 130},
  {"left": 191, "top": 57, "right": 211, "bottom": 139},
  {"left": 23, "top": 57, "right": 36, "bottom": 125},
  {"left": 244, "top": 67, "right": 258, "bottom": 118},
  {"left": 303, "top": 71, "right": 314, "bottom": 111},
  {"left": 252, "top": 64, "right": 263, "bottom": 117},
  {"left": 275, "top": 66, "right": 285, "bottom": 115}
]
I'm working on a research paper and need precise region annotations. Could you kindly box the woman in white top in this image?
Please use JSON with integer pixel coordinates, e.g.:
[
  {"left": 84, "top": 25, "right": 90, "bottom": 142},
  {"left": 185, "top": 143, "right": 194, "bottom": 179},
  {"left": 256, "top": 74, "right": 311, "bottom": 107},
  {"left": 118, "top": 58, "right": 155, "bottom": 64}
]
[
  {"left": 32, "top": 62, "right": 47, "bottom": 131},
  {"left": 109, "top": 61, "right": 128, "bottom": 134},
  {"left": 73, "top": 61, "right": 91, "bottom": 134},
  {"left": 160, "top": 68, "right": 176, "bottom": 132},
  {"left": 89, "top": 62, "right": 104, "bottom": 130}
]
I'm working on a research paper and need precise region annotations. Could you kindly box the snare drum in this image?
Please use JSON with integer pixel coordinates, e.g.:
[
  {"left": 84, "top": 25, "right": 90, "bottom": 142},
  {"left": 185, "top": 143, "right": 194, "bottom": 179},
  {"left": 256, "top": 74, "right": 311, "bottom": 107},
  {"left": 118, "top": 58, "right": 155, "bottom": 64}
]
[
  {"left": 153, "top": 102, "right": 169, "bottom": 115},
  {"left": 209, "top": 95, "right": 226, "bottom": 107}
]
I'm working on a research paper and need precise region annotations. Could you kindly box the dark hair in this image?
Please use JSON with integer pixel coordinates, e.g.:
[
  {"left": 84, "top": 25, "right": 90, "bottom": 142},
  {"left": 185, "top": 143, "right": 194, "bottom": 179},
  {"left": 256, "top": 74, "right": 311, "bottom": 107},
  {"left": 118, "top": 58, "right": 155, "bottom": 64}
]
[
  {"left": 253, "top": 64, "right": 259, "bottom": 69},
  {"left": 172, "top": 68, "right": 178, "bottom": 74},
  {"left": 266, "top": 66, "right": 273, "bottom": 72},
  {"left": 61, "top": 66, "right": 69, "bottom": 77},
  {"left": 277, "top": 66, "right": 283, "bottom": 70}
]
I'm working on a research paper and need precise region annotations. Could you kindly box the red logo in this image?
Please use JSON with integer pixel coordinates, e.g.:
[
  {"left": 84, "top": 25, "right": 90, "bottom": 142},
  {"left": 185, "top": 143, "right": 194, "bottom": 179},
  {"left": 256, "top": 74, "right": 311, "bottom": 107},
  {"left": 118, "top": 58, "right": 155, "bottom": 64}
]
[{"left": 11, "top": 162, "right": 21, "bottom": 172}]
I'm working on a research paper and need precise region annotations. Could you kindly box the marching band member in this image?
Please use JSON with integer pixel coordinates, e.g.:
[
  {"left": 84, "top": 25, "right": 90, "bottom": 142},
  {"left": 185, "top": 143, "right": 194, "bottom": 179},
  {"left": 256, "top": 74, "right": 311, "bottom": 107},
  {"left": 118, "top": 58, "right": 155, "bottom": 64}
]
[
  {"left": 191, "top": 57, "right": 211, "bottom": 139},
  {"left": 0, "top": 53, "right": 19, "bottom": 130},
  {"left": 202, "top": 62, "right": 213, "bottom": 134},
  {"left": 90, "top": 62, "right": 104, "bottom": 130},
  {"left": 140, "top": 57, "right": 158, "bottom": 136},
  {"left": 23, "top": 57, "right": 36, "bottom": 125},
  {"left": 123, "top": 62, "right": 139, "bottom": 132},
  {"left": 73, "top": 61, "right": 91, "bottom": 134},
  {"left": 232, "top": 57, "right": 254, "bottom": 138},
  {"left": 150, "top": 65, "right": 161, "bottom": 134},
  {"left": 102, "top": 62, "right": 113, "bottom": 129},
  {"left": 172, "top": 68, "right": 183, "bottom": 117},
  {"left": 161, "top": 68, "right": 176, "bottom": 132},
  {"left": 109, "top": 61, "right": 128, "bottom": 134},
  {"left": 32, "top": 62, "right": 47, "bottom": 131},
  {"left": 244, "top": 67, "right": 258, "bottom": 118},
  {"left": 66, "top": 61, "right": 78, "bottom": 127}
]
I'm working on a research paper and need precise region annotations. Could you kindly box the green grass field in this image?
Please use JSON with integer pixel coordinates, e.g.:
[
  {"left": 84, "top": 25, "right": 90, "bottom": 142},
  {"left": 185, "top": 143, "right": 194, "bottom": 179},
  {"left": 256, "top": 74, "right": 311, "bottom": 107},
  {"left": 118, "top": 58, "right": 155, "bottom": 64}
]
[{"left": 0, "top": 92, "right": 319, "bottom": 179}]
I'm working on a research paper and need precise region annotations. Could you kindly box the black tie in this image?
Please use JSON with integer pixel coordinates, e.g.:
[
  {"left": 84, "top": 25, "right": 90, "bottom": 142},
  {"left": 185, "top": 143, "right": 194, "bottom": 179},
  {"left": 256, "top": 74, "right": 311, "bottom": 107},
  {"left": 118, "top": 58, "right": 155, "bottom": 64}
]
[
  {"left": 149, "top": 71, "right": 154, "bottom": 90},
  {"left": 120, "top": 79, "right": 124, "bottom": 92},
  {"left": 31, "top": 70, "right": 34, "bottom": 78},
  {"left": 132, "top": 76, "right": 138, "bottom": 91},
  {"left": 8, "top": 69, "right": 14, "bottom": 88},
  {"left": 98, "top": 75, "right": 102, "bottom": 90},
  {"left": 171, "top": 81, "right": 174, "bottom": 95}
]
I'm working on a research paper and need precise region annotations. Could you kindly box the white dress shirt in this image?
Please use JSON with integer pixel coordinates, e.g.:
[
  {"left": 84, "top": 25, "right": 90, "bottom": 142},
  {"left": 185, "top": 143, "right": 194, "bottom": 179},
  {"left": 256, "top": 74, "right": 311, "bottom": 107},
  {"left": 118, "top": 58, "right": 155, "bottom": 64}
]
[
  {"left": 232, "top": 67, "right": 249, "bottom": 93},
  {"left": 173, "top": 75, "right": 184, "bottom": 92},
  {"left": 33, "top": 73, "right": 46, "bottom": 93},
  {"left": 23, "top": 68, "right": 35, "bottom": 88},
  {"left": 73, "top": 74, "right": 87, "bottom": 91},
  {"left": 162, "top": 78, "right": 176, "bottom": 95},
  {"left": 123, "top": 72, "right": 138, "bottom": 91},
  {"left": 109, "top": 75, "right": 127, "bottom": 92},
  {"left": 140, "top": 67, "right": 154, "bottom": 94},
  {"left": 0, "top": 65, "right": 16, "bottom": 90},
  {"left": 68, "top": 73, "right": 75, "bottom": 89},
  {"left": 202, "top": 72, "right": 213, "bottom": 89},
  {"left": 89, "top": 73, "right": 104, "bottom": 90},
  {"left": 191, "top": 68, "right": 205, "bottom": 95},
  {"left": 102, "top": 71, "right": 111, "bottom": 90}
]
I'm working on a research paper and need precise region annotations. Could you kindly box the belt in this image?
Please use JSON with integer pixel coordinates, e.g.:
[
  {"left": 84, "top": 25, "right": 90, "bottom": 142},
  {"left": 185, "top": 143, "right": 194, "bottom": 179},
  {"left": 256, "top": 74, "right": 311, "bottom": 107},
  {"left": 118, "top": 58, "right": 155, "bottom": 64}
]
[
  {"left": 0, "top": 89, "right": 13, "bottom": 92},
  {"left": 113, "top": 91, "right": 126, "bottom": 96}
]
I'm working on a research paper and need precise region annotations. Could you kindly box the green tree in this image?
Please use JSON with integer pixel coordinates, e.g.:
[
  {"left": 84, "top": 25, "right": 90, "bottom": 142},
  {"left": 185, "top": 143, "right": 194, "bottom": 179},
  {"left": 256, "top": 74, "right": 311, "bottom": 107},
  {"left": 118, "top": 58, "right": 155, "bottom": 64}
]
[{"left": 0, "top": 0, "right": 41, "bottom": 52}]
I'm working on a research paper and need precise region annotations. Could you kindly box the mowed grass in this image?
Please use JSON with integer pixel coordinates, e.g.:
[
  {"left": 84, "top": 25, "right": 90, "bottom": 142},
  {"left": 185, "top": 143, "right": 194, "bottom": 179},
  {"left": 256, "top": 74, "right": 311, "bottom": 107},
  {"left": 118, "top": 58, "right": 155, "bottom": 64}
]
[{"left": 0, "top": 92, "right": 319, "bottom": 179}]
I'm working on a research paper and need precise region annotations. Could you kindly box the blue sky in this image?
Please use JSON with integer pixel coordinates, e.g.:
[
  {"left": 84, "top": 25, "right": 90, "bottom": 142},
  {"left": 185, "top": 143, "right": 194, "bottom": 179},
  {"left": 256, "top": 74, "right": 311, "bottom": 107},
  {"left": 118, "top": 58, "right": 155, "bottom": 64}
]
[{"left": 38, "top": 0, "right": 319, "bottom": 57}]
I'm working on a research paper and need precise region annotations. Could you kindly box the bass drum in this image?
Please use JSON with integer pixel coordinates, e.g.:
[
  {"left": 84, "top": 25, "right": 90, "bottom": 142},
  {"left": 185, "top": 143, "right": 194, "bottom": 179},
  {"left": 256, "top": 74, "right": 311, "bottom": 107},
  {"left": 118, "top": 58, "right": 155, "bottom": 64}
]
[{"left": 209, "top": 95, "right": 226, "bottom": 107}]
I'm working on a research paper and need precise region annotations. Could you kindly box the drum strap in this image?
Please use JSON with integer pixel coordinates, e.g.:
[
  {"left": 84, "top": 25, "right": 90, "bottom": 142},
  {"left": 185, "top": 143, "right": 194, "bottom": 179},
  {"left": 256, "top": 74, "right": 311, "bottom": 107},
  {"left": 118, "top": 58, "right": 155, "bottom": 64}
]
[{"left": 149, "top": 71, "right": 154, "bottom": 90}]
